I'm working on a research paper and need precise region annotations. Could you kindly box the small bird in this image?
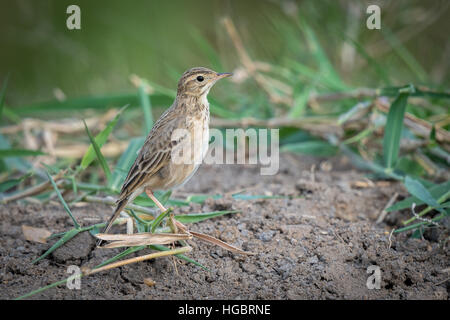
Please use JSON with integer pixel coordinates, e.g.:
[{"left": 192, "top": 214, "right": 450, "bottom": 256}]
[{"left": 98, "top": 67, "right": 232, "bottom": 245}]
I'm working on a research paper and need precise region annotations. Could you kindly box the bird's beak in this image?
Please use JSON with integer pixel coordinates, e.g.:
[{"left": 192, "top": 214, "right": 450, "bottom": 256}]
[{"left": 216, "top": 72, "right": 233, "bottom": 79}]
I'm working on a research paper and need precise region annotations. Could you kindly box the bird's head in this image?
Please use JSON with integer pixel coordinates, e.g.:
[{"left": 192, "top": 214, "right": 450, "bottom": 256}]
[{"left": 177, "top": 67, "right": 232, "bottom": 97}]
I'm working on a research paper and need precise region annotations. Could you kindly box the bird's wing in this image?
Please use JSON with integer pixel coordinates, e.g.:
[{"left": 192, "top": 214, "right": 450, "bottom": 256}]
[{"left": 118, "top": 107, "right": 184, "bottom": 201}]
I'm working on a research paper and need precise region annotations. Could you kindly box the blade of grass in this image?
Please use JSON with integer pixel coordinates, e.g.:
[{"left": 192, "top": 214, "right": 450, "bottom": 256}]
[
  {"left": 394, "top": 211, "right": 447, "bottom": 234},
  {"left": 19, "top": 246, "right": 190, "bottom": 299},
  {"left": 174, "top": 210, "right": 240, "bottom": 224},
  {"left": 281, "top": 141, "right": 338, "bottom": 157},
  {"left": 0, "top": 149, "right": 45, "bottom": 158},
  {"left": 46, "top": 170, "right": 80, "bottom": 229},
  {"left": 95, "top": 245, "right": 146, "bottom": 268},
  {"left": 386, "top": 181, "right": 450, "bottom": 212},
  {"left": 83, "top": 120, "right": 111, "bottom": 182},
  {"left": 32, "top": 228, "right": 80, "bottom": 264},
  {"left": 382, "top": 91, "right": 410, "bottom": 169},
  {"left": 81, "top": 105, "right": 128, "bottom": 170},
  {"left": 403, "top": 176, "right": 444, "bottom": 213},
  {"left": 0, "top": 172, "right": 33, "bottom": 192},
  {"left": 15, "top": 276, "right": 74, "bottom": 300},
  {"left": 151, "top": 208, "right": 173, "bottom": 233},
  {"left": 138, "top": 84, "right": 153, "bottom": 134},
  {"left": 150, "top": 244, "right": 209, "bottom": 271}
]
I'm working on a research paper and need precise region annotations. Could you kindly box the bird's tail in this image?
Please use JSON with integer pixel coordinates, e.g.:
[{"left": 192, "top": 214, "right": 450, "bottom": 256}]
[{"left": 96, "top": 198, "right": 128, "bottom": 247}]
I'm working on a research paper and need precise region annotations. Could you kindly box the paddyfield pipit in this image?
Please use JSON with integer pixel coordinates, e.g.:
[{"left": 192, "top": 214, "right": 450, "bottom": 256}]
[{"left": 98, "top": 67, "right": 232, "bottom": 245}]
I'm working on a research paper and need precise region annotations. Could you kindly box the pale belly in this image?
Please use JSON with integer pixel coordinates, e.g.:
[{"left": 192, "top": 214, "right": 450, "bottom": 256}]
[
  {"left": 148, "top": 115, "right": 209, "bottom": 191},
  {"left": 169, "top": 122, "right": 209, "bottom": 189}
]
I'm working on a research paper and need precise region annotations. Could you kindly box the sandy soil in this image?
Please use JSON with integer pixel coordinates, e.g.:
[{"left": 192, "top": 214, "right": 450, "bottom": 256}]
[{"left": 0, "top": 154, "right": 448, "bottom": 299}]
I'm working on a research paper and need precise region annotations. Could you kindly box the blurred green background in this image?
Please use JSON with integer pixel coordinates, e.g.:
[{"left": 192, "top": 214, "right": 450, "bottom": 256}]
[{"left": 1, "top": 0, "right": 449, "bottom": 107}]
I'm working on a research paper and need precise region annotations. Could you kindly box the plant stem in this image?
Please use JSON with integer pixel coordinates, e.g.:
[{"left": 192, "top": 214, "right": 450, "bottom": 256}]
[{"left": 402, "top": 190, "right": 450, "bottom": 225}]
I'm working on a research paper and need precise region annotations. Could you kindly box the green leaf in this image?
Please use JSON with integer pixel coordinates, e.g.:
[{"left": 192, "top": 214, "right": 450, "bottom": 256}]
[
  {"left": 386, "top": 181, "right": 450, "bottom": 212},
  {"left": 83, "top": 120, "right": 112, "bottom": 182},
  {"left": 0, "top": 172, "right": 33, "bottom": 192},
  {"left": 394, "top": 212, "right": 447, "bottom": 234},
  {"left": 33, "top": 228, "right": 80, "bottom": 264},
  {"left": 289, "top": 85, "right": 313, "bottom": 118},
  {"left": 175, "top": 210, "right": 240, "bottom": 224},
  {"left": 281, "top": 141, "right": 338, "bottom": 157},
  {"left": 150, "top": 244, "right": 209, "bottom": 271},
  {"left": 151, "top": 208, "right": 172, "bottom": 233},
  {"left": 0, "top": 149, "right": 45, "bottom": 158},
  {"left": 403, "top": 176, "right": 445, "bottom": 214},
  {"left": 394, "top": 157, "right": 425, "bottom": 177},
  {"left": 382, "top": 92, "right": 409, "bottom": 168},
  {"left": 186, "top": 194, "right": 222, "bottom": 203},
  {"left": 95, "top": 245, "right": 146, "bottom": 269},
  {"left": 81, "top": 106, "right": 127, "bottom": 169},
  {"left": 46, "top": 170, "right": 80, "bottom": 229}
]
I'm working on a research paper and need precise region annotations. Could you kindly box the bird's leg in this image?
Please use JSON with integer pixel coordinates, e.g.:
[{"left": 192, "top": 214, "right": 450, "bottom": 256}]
[
  {"left": 145, "top": 188, "right": 189, "bottom": 234},
  {"left": 145, "top": 188, "right": 167, "bottom": 212}
]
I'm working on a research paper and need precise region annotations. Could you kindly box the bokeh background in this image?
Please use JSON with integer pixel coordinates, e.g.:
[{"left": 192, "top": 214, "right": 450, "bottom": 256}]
[{"left": 1, "top": 0, "right": 449, "bottom": 107}]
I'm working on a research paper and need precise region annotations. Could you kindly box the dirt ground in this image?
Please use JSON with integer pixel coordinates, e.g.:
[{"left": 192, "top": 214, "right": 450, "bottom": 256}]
[{"left": 0, "top": 154, "right": 448, "bottom": 300}]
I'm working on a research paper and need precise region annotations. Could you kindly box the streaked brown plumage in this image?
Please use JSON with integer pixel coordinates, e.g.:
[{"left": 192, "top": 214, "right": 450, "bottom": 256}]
[{"left": 98, "top": 67, "right": 232, "bottom": 245}]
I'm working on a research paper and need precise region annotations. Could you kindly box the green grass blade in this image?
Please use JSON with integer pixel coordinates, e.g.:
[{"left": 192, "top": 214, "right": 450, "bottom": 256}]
[
  {"left": 403, "top": 176, "right": 445, "bottom": 214},
  {"left": 289, "top": 85, "right": 313, "bottom": 118},
  {"left": 151, "top": 208, "right": 172, "bottom": 233},
  {"left": 386, "top": 181, "right": 450, "bottom": 212},
  {"left": 138, "top": 85, "right": 153, "bottom": 134},
  {"left": 83, "top": 120, "right": 112, "bottom": 182},
  {"left": 95, "top": 245, "right": 146, "bottom": 269},
  {"left": 394, "top": 212, "right": 447, "bottom": 234},
  {"left": 379, "top": 86, "right": 450, "bottom": 99},
  {"left": 0, "top": 172, "right": 33, "bottom": 192},
  {"left": 150, "top": 244, "right": 209, "bottom": 271},
  {"left": 0, "top": 149, "right": 45, "bottom": 158},
  {"left": 46, "top": 170, "right": 80, "bottom": 229},
  {"left": 81, "top": 106, "right": 128, "bottom": 170},
  {"left": 175, "top": 210, "right": 240, "bottom": 224},
  {"left": 382, "top": 92, "right": 409, "bottom": 169},
  {"left": 32, "top": 228, "right": 80, "bottom": 264},
  {"left": 281, "top": 141, "right": 338, "bottom": 157},
  {"left": 15, "top": 276, "right": 73, "bottom": 300}
]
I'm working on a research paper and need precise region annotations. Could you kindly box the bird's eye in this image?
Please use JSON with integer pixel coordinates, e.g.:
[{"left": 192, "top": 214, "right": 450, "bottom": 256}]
[{"left": 196, "top": 76, "right": 204, "bottom": 82}]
